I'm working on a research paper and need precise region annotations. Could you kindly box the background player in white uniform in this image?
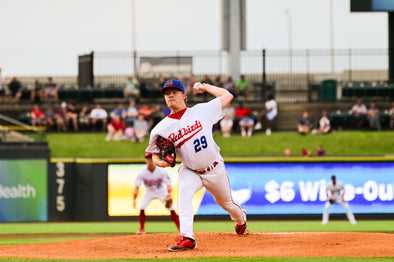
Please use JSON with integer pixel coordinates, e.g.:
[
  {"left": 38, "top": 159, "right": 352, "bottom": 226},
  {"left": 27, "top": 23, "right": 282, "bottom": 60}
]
[
  {"left": 322, "top": 175, "right": 357, "bottom": 225},
  {"left": 133, "top": 152, "right": 180, "bottom": 234},
  {"left": 146, "top": 79, "right": 247, "bottom": 252}
]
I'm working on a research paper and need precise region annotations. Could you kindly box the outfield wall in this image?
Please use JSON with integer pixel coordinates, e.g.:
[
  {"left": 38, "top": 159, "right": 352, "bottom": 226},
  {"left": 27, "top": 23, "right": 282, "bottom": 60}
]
[
  {"left": 1, "top": 153, "right": 393, "bottom": 222},
  {"left": 48, "top": 157, "right": 394, "bottom": 222}
]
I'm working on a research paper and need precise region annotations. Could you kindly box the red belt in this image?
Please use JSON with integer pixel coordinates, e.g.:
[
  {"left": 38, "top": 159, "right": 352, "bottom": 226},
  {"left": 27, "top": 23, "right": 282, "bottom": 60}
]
[{"left": 195, "top": 161, "right": 219, "bottom": 175}]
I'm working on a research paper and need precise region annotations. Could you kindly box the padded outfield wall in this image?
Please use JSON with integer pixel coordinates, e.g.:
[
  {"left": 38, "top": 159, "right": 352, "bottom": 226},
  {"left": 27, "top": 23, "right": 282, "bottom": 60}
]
[
  {"left": 1, "top": 150, "right": 393, "bottom": 222},
  {"left": 45, "top": 157, "right": 394, "bottom": 222}
]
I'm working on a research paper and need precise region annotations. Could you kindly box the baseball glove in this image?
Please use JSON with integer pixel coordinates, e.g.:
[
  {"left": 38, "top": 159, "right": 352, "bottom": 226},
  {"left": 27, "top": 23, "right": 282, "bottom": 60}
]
[
  {"left": 156, "top": 136, "right": 176, "bottom": 167},
  {"left": 164, "top": 194, "right": 173, "bottom": 208},
  {"left": 329, "top": 198, "right": 336, "bottom": 204}
]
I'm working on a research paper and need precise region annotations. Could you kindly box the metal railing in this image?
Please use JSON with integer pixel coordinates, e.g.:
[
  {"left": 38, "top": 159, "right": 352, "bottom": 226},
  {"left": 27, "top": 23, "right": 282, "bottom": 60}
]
[
  {"left": 91, "top": 48, "right": 389, "bottom": 102},
  {"left": 0, "top": 113, "right": 46, "bottom": 143}
]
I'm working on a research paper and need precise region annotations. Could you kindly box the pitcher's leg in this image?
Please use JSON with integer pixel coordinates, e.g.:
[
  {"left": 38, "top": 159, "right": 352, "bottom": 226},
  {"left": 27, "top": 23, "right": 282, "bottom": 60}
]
[
  {"left": 177, "top": 166, "right": 203, "bottom": 239},
  {"left": 203, "top": 162, "right": 246, "bottom": 225}
]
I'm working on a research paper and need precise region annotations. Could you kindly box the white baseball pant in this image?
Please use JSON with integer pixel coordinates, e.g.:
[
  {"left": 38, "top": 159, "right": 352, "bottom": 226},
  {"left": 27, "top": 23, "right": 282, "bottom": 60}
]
[{"left": 177, "top": 161, "right": 246, "bottom": 240}]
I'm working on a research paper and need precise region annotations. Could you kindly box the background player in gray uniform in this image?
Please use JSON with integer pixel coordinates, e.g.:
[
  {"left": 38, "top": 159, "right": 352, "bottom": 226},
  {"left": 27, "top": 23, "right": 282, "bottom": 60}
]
[
  {"left": 133, "top": 152, "right": 180, "bottom": 234},
  {"left": 322, "top": 175, "right": 357, "bottom": 225}
]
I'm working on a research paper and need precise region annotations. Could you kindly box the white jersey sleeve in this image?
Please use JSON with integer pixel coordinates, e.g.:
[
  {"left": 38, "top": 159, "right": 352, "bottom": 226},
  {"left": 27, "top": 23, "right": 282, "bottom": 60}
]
[{"left": 146, "top": 98, "right": 224, "bottom": 170}]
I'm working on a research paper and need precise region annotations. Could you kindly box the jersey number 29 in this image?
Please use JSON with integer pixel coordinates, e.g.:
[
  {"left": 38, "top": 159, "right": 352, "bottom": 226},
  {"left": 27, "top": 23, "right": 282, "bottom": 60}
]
[{"left": 193, "top": 136, "right": 207, "bottom": 153}]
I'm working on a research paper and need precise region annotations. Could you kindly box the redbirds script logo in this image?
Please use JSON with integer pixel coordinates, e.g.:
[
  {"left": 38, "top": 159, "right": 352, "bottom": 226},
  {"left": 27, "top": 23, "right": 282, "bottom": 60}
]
[{"left": 168, "top": 120, "right": 203, "bottom": 148}]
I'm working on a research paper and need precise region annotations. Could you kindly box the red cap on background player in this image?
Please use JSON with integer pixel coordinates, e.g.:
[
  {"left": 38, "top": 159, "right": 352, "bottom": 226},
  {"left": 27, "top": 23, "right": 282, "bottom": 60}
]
[{"left": 160, "top": 79, "right": 186, "bottom": 95}]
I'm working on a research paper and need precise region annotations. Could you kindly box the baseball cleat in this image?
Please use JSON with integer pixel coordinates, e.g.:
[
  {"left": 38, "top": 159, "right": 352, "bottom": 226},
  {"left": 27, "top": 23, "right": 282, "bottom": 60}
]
[
  {"left": 136, "top": 229, "right": 146, "bottom": 235},
  {"left": 168, "top": 236, "right": 196, "bottom": 252},
  {"left": 235, "top": 222, "right": 247, "bottom": 235},
  {"left": 235, "top": 209, "right": 248, "bottom": 235}
]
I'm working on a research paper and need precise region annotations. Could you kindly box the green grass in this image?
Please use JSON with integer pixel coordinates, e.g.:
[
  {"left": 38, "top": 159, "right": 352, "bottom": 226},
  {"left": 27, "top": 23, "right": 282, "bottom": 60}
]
[
  {"left": 46, "top": 131, "right": 394, "bottom": 158},
  {"left": 0, "top": 220, "right": 392, "bottom": 240}
]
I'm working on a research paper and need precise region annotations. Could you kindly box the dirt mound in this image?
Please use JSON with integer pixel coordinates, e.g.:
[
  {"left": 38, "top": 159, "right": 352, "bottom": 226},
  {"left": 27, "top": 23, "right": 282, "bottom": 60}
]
[{"left": 0, "top": 232, "right": 392, "bottom": 259}]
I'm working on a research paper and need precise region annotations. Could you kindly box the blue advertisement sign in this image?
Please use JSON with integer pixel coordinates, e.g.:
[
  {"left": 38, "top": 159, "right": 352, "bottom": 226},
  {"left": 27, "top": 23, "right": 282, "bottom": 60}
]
[{"left": 197, "top": 162, "right": 394, "bottom": 215}]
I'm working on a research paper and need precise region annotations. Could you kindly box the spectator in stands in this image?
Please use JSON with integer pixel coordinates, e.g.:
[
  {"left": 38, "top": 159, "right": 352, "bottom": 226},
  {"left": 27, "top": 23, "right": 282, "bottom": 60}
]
[
  {"left": 44, "top": 104, "right": 56, "bottom": 130},
  {"left": 186, "top": 74, "right": 197, "bottom": 100},
  {"left": 214, "top": 76, "right": 224, "bottom": 88},
  {"left": 389, "top": 101, "right": 394, "bottom": 129},
  {"left": 125, "top": 100, "right": 139, "bottom": 125},
  {"left": 7, "top": 76, "right": 22, "bottom": 103},
  {"left": 220, "top": 104, "right": 235, "bottom": 137},
  {"left": 284, "top": 148, "right": 293, "bottom": 157},
  {"left": 239, "top": 114, "right": 254, "bottom": 138},
  {"left": 138, "top": 104, "right": 153, "bottom": 120},
  {"left": 123, "top": 76, "right": 140, "bottom": 101},
  {"left": 134, "top": 114, "right": 149, "bottom": 142},
  {"left": 235, "top": 75, "right": 249, "bottom": 100},
  {"left": 110, "top": 103, "right": 127, "bottom": 120},
  {"left": 44, "top": 77, "right": 58, "bottom": 102},
  {"left": 298, "top": 111, "right": 313, "bottom": 135},
  {"left": 312, "top": 110, "right": 331, "bottom": 134},
  {"left": 202, "top": 74, "right": 214, "bottom": 85},
  {"left": 30, "top": 104, "right": 45, "bottom": 127},
  {"left": 66, "top": 102, "right": 79, "bottom": 131},
  {"left": 223, "top": 76, "right": 236, "bottom": 96},
  {"left": 106, "top": 113, "right": 125, "bottom": 141},
  {"left": 150, "top": 104, "right": 165, "bottom": 129},
  {"left": 223, "top": 103, "right": 235, "bottom": 120},
  {"left": 124, "top": 123, "right": 135, "bottom": 141},
  {"left": 201, "top": 74, "right": 214, "bottom": 101},
  {"left": 90, "top": 103, "right": 108, "bottom": 131},
  {"left": 350, "top": 99, "right": 367, "bottom": 128},
  {"left": 254, "top": 94, "right": 278, "bottom": 136},
  {"left": 0, "top": 67, "right": 5, "bottom": 103},
  {"left": 367, "top": 102, "right": 381, "bottom": 131},
  {"left": 162, "top": 106, "right": 171, "bottom": 116},
  {"left": 30, "top": 78, "right": 45, "bottom": 103},
  {"left": 78, "top": 104, "right": 91, "bottom": 130},
  {"left": 301, "top": 148, "right": 312, "bottom": 157},
  {"left": 159, "top": 76, "right": 167, "bottom": 87},
  {"left": 316, "top": 145, "right": 326, "bottom": 156},
  {"left": 55, "top": 102, "right": 68, "bottom": 131},
  {"left": 220, "top": 115, "right": 233, "bottom": 138},
  {"left": 235, "top": 102, "right": 252, "bottom": 119},
  {"left": 235, "top": 102, "right": 252, "bottom": 132}
]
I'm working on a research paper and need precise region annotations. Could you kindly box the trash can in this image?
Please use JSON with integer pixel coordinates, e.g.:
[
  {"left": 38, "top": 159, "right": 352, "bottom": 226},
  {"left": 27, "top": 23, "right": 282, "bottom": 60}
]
[{"left": 321, "top": 79, "right": 337, "bottom": 102}]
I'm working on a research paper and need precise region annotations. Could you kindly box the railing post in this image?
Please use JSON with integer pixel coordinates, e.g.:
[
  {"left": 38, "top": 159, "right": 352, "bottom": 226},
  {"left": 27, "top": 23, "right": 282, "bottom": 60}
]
[{"left": 348, "top": 49, "right": 352, "bottom": 82}]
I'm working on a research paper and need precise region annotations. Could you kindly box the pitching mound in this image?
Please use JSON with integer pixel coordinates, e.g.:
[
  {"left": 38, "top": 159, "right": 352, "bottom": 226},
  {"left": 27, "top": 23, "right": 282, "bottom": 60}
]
[{"left": 0, "top": 232, "right": 393, "bottom": 259}]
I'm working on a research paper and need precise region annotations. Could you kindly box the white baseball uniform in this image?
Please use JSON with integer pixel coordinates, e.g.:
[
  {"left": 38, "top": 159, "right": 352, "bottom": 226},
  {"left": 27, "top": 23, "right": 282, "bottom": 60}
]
[
  {"left": 146, "top": 97, "right": 246, "bottom": 240},
  {"left": 322, "top": 180, "right": 356, "bottom": 224},
  {"left": 134, "top": 165, "right": 174, "bottom": 210},
  {"left": 265, "top": 99, "right": 277, "bottom": 120}
]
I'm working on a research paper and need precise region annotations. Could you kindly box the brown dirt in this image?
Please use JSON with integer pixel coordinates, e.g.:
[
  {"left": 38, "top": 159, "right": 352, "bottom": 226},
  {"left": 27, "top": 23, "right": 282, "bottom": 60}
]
[{"left": 0, "top": 232, "right": 393, "bottom": 259}]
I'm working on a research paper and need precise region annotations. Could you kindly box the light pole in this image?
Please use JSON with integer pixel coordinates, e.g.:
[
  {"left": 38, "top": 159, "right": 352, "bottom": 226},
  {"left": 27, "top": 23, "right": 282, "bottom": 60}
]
[{"left": 284, "top": 9, "right": 292, "bottom": 73}]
